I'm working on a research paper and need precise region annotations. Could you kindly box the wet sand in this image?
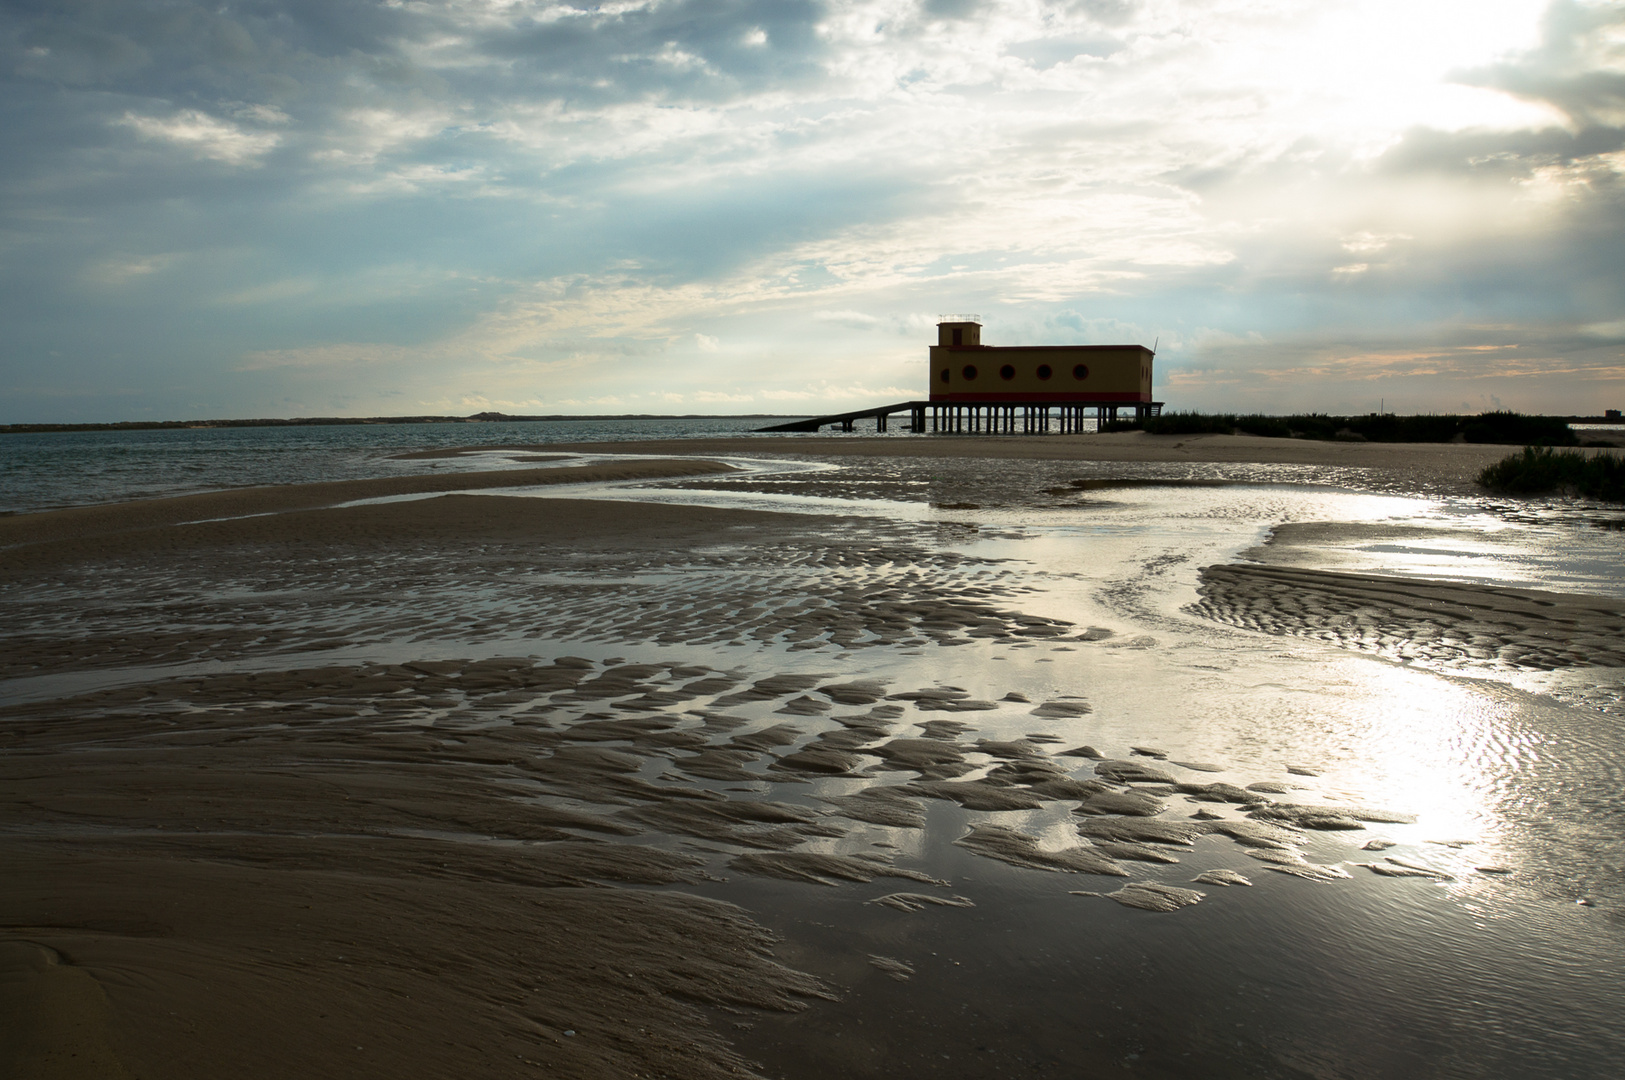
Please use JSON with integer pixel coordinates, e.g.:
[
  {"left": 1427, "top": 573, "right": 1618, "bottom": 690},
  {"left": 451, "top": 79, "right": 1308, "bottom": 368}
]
[
  {"left": 2, "top": 457, "right": 1082, "bottom": 1078},
  {"left": 0, "top": 457, "right": 738, "bottom": 571},
  {"left": 4, "top": 435, "right": 1623, "bottom": 1079},
  {"left": 541, "top": 431, "right": 1522, "bottom": 496},
  {"left": 0, "top": 645, "right": 1461, "bottom": 1079},
  {"left": 1194, "top": 563, "right": 1625, "bottom": 670}
]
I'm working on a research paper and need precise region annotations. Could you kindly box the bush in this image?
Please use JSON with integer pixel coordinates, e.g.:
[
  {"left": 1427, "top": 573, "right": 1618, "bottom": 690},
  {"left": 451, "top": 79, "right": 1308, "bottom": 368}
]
[
  {"left": 1099, "top": 411, "right": 1291, "bottom": 437},
  {"left": 1478, "top": 446, "right": 1625, "bottom": 501},
  {"left": 1101, "top": 410, "right": 1577, "bottom": 446}
]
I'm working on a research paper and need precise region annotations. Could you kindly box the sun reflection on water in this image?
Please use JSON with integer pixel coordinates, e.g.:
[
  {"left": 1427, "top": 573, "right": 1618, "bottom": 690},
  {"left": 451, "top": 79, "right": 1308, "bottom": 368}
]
[{"left": 1325, "top": 661, "right": 1516, "bottom": 858}]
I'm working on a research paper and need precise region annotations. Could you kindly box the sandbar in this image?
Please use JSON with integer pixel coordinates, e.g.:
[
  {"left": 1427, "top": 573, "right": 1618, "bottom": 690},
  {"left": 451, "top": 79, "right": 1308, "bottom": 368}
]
[{"left": 542, "top": 431, "right": 1521, "bottom": 495}]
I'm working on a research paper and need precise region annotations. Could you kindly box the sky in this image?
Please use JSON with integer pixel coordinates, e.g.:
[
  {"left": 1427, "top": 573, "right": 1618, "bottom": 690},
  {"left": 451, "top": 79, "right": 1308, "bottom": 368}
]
[{"left": 2, "top": 0, "right": 1623, "bottom": 422}]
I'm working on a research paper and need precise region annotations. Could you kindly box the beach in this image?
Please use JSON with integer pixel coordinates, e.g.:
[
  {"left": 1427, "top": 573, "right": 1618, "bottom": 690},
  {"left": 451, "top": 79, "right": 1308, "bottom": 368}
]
[{"left": 4, "top": 432, "right": 1624, "bottom": 1079}]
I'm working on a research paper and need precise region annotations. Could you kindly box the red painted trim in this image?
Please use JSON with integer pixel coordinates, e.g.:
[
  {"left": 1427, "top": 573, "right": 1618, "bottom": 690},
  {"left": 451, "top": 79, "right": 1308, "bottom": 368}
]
[
  {"left": 929, "top": 391, "right": 1149, "bottom": 403},
  {"left": 935, "top": 345, "right": 1151, "bottom": 354}
]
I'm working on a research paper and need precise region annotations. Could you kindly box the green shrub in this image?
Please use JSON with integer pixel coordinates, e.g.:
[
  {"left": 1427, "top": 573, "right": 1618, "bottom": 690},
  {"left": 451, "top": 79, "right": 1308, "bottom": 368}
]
[
  {"left": 1478, "top": 446, "right": 1625, "bottom": 501},
  {"left": 1101, "top": 410, "right": 1577, "bottom": 445},
  {"left": 1099, "top": 411, "right": 1293, "bottom": 436}
]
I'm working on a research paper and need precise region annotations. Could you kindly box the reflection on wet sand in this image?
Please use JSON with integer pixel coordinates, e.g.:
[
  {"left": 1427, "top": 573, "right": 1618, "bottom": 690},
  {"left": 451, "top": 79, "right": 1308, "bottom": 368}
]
[
  {"left": 4, "top": 644, "right": 1517, "bottom": 1076},
  {"left": 4, "top": 442, "right": 1625, "bottom": 1079}
]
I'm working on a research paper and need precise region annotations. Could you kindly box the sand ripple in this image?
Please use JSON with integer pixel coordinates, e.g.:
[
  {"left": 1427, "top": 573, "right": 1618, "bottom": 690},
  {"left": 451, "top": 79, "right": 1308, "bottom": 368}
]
[{"left": 1193, "top": 564, "right": 1625, "bottom": 670}]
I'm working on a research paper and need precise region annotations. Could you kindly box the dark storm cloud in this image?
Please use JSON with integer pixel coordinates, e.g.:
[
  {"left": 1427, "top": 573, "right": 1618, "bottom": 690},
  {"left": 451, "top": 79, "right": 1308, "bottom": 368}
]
[
  {"left": 1378, "top": 124, "right": 1625, "bottom": 179},
  {"left": 1466, "top": 0, "right": 1625, "bottom": 126}
]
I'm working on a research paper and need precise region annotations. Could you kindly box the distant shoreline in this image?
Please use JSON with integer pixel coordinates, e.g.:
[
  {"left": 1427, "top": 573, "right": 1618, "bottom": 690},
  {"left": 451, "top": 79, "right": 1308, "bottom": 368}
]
[
  {"left": 4, "top": 410, "right": 1622, "bottom": 436},
  {"left": 0, "top": 412, "right": 804, "bottom": 434}
]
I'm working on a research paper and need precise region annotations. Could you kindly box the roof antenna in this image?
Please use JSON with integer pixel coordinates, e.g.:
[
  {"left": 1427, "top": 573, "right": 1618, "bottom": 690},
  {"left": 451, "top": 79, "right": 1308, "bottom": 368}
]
[{"left": 1152, "top": 336, "right": 1158, "bottom": 355}]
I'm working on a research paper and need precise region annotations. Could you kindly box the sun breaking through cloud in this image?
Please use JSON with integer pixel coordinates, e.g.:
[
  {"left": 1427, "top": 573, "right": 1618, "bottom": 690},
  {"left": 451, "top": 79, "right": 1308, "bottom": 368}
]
[{"left": 2, "top": 0, "right": 1622, "bottom": 420}]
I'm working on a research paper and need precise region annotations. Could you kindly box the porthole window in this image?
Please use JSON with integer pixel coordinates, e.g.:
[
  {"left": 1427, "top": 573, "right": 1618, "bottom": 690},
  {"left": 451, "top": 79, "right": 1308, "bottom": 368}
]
[
  {"left": 961, "top": 364, "right": 978, "bottom": 380},
  {"left": 940, "top": 368, "right": 950, "bottom": 383},
  {"left": 1073, "top": 363, "right": 1089, "bottom": 380},
  {"left": 999, "top": 364, "right": 1015, "bottom": 381},
  {"left": 1036, "top": 364, "right": 1052, "bottom": 380}
]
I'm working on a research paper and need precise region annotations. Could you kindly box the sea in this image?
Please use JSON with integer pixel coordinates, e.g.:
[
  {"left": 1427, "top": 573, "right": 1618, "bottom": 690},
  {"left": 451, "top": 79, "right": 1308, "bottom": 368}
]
[
  {"left": 5, "top": 419, "right": 1625, "bottom": 1078},
  {"left": 0, "top": 417, "right": 822, "bottom": 515}
]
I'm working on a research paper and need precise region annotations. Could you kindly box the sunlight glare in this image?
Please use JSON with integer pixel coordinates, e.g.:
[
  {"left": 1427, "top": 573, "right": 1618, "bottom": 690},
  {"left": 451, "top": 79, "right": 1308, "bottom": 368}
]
[{"left": 1192, "top": 0, "right": 1557, "bottom": 145}]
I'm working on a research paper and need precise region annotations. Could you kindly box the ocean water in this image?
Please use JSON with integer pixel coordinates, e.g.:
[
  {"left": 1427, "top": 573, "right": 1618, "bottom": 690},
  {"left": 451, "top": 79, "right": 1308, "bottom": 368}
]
[
  {"left": 0, "top": 417, "right": 827, "bottom": 515},
  {"left": 6, "top": 428, "right": 1625, "bottom": 1077}
]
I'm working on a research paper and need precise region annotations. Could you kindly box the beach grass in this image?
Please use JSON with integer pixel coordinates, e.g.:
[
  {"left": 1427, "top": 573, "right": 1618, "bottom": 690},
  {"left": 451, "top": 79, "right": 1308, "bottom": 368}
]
[
  {"left": 1478, "top": 445, "right": 1625, "bottom": 500},
  {"left": 1103, "top": 409, "right": 1579, "bottom": 445}
]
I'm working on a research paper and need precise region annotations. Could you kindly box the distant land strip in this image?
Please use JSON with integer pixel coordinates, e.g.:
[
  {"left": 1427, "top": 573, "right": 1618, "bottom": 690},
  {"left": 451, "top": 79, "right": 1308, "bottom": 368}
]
[
  {"left": 3, "top": 410, "right": 1620, "bottom": 438},
  {"left": 0, "top": 411, "right": 800, "bottom": 434}
]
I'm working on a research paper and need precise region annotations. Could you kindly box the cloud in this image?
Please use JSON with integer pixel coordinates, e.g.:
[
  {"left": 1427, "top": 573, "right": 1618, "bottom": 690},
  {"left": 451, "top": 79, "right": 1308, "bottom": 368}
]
[
  {"left": 815, "top": 310, "right": 883, "bottom": 329},
  {"left": 235, "top": 343, "right": 421, "bottom": 371},
  {"left": 760, "top": 383, "right": 916, "bottom": 403},
  {"left": 1163, "top": 321, "right": 1625, "bottom": 413},
  {"left": 1341, "top": 231, "right": 1411, "bottom": 254},
  {"left": 81, "top": 253, "right": 177, "bottom": 286},
  {"left": 2, "top": 1, "right": 1624, "bottom": 421},
  {"left": 216, "top": 278, "right": 319, "bottom": 306},
  {"left": 116, "top": 109, "right": 280, "bottom": 165},
  {"left": 1462, "top": 0, "right": 1625, "bottom": 128},
  {"left": 551, "top": 395, "right": 630, "bottom": 408}
]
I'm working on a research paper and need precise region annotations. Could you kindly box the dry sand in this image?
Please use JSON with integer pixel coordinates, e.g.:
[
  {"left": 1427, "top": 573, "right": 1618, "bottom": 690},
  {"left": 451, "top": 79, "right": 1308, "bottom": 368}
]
[{"left": 3, "top": 432, "right": 1615, "bottom": 1079}]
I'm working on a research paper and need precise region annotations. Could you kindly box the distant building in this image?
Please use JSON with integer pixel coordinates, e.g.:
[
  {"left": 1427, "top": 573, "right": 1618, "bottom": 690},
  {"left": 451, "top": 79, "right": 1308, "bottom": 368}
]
[
  {"left": 925, "top": 317, "right": 1161, "bottom": 432},
  {"left": 755, "top": 316, "right": 1163, "bottom": 435}
]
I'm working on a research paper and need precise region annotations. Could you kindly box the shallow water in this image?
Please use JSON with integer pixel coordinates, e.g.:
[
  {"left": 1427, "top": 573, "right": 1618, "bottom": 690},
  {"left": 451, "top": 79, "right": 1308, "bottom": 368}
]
[
  {"left": 5, "top": 444, "right": 1625, "bottom": 1078},
  {"left": 498, "top": 454, "right": 1625, "bottom": 1076},
  {"left": 0, "top": 417, "right": 817, "bottom": 514}
]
